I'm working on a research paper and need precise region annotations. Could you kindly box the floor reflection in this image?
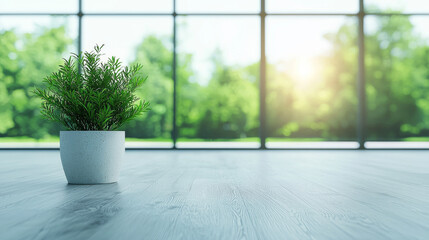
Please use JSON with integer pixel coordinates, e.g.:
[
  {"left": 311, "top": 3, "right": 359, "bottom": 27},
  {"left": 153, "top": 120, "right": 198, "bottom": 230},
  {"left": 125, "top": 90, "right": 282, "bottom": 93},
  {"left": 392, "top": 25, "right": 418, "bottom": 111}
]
[{"left": 38, "top": 183, "right": 123, "bottom": 239}]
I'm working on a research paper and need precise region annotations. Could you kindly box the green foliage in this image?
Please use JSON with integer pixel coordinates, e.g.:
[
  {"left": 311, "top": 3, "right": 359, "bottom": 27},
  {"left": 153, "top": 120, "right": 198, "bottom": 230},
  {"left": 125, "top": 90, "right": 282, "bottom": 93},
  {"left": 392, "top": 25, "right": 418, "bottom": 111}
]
[
  {"left": 33, "top": 45, "right": 150, "bottom": 131},
  {"left": 125, "top": 36, "right": 174, "bottom": 138},
  {"left": 0, "top": 26, "right": 73, "bottom": 138},
  {"left": 195, "top": 50, "right": 259, "bottom": 139},
  {"left": 365, "top": 16, "right": 424, "bottom": 139},
  {"left": 4, "top": 10, "right": 429, "bottom": 141}
]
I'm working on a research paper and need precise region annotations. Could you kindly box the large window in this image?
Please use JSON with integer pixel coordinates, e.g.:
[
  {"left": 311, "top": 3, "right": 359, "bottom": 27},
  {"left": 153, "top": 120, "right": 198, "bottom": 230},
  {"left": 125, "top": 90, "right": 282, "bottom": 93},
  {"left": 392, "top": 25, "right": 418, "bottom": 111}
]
[
  {"left": 176, "top": 16, "right": 260, "bottom": 148},
  {"left": 365, "top": 15, "right": 429, "bottom": 148},
  {"left": 1, "top": 0, "right": 429, "bottom": 149},
  {"left": 266, "top": 16, "right": 358, "bottom": 148},
  {"left": 0, "top": 15, "right": 77, "bottom": 148},
  {"left": 82, "top": 16, "right": 174, "bottom": 148}
]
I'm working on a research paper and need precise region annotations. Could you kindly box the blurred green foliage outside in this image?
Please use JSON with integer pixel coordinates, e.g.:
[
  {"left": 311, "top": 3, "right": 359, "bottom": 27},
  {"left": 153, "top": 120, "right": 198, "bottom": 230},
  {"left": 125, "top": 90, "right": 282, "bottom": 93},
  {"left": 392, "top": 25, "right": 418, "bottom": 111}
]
[{"left": 1, "top": 15, "right": 429, "bottom": 142}]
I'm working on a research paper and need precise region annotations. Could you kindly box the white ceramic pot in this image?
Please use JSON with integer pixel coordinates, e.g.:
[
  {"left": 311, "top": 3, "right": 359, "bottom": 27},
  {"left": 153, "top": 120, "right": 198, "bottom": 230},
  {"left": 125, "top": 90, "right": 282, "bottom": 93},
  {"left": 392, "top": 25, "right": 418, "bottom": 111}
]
[{"left": 60, "top": 131, "right": 125, "bottom": 184}]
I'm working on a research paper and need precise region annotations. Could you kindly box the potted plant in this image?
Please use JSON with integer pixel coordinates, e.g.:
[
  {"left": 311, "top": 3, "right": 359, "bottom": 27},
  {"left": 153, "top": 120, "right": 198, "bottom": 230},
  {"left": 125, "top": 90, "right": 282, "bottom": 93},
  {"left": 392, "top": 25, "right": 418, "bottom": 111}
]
[{"left": 34, "top": 45, "right": 150, "bottom": 184}]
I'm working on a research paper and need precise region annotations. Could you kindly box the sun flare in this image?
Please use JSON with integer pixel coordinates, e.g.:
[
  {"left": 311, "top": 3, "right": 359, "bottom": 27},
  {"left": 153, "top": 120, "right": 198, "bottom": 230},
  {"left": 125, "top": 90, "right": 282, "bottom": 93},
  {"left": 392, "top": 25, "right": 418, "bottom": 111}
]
[
  {"left": 289, "top": 56, "right": 318, "bottom": 86},
  {"left": 296, "top": 57, "right": 314, "bottom": 80}
]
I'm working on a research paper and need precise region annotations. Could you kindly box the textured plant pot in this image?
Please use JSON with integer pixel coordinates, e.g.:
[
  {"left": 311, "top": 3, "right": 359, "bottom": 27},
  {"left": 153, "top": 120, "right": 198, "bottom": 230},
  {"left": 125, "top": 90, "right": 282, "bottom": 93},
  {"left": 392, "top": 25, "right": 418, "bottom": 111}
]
[{"left": 60, "top": 131, "right": 125, "bottom": 184}]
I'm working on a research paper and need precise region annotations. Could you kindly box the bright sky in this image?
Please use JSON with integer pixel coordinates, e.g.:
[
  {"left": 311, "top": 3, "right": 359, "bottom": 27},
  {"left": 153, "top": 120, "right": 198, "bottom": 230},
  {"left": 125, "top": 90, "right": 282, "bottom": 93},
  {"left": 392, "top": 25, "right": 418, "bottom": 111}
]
[
  {"left": 2, "top": 0, "right": 429, "bottom": 13},
  {"left": 2, "top": 0, "right": 429, "bottom": 85},
  {"left": 177, "top": 17, "right": 259, "bottom": 84},
  {"left": 82, "top": 16, "right": 172, "bottom": 62}
]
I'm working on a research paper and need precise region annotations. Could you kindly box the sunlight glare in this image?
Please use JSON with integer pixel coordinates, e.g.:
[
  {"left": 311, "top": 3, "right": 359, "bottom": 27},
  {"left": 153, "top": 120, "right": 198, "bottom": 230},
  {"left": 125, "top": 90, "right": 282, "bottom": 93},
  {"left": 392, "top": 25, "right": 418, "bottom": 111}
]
[{"left": 292, "top": 56, "right": 317, "bottom": 86}]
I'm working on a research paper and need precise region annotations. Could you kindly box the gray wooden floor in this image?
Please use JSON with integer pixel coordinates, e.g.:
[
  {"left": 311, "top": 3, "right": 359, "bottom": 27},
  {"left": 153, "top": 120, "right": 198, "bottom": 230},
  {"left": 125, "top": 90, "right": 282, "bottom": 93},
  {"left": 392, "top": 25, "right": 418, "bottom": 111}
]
[{"left": 1, "top": 150, "right": 428, "bottom": 240}]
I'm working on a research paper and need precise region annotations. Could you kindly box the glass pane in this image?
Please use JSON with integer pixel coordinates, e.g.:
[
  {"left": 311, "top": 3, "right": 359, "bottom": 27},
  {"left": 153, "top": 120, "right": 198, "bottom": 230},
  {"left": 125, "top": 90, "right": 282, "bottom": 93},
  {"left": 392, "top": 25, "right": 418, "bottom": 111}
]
[
  {"left": 177, "top": 0, "right": 259, "bottom": 13},
  {"left": 83, "top": 0, "right": 173, "bottom": 13},
  {"left": 0, "top": 16, "right": 77, "bottom": 147},
  {"left": 366, "top": 16, "right": 429, "bottom": 141},
  {"left": 82, "top": 16, "right": 173, "bottom": 147},
  {"left": 267, "top": 0, "right": 358, "bottom": 13},
  {"left": 0, "top": 0, "right": 77, "bottom": 13},
  {"left": 365, "top": 0, "right": 429, "bottom": 13},
  {"left": 176, "top": 16, "right": 260, "bottom": 148},
  {"left": 266, "top": 16, "right": 358, "bottom": 146}
]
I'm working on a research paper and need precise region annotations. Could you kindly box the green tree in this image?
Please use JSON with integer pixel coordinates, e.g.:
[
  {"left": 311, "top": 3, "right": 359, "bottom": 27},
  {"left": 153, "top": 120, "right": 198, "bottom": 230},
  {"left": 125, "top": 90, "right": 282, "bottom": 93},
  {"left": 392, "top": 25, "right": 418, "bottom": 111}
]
[
  {"left": 0, "top": 26, "right": 72, "bottom": 139},
  {"left": 365, "top": 16, "right": 424, "bottom": 139},
  {"left": 266, "top": 21, "right": 358, "bottom": 140},
  {"left": 126, "top": 36, "right": 174, "bottom": 139},
  {"left": 195, "top": 50, "right": 259, "bottom": 139},
  {"left": 318, "top": 22, "right": 358, "bottom": 139},
  {"left": 0, "top": 30, "right": 18, "bottom": 134},
  {"left": 266, "top": 62, "right": 297, "bottom": 138},
  {"left": 127, "top": 35, "right": 198, "bottom": 140}
]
